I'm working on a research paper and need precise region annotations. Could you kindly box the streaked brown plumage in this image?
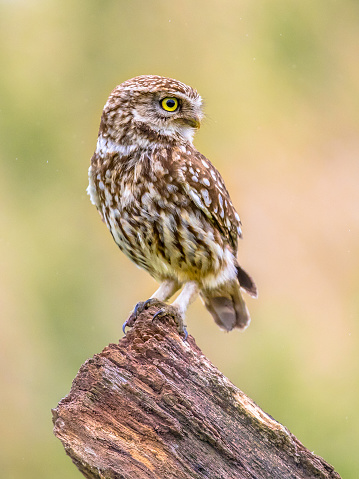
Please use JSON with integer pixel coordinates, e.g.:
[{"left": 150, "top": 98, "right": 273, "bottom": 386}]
[{"left": 87, "top": 75, "right": 257, "bottom": 335}]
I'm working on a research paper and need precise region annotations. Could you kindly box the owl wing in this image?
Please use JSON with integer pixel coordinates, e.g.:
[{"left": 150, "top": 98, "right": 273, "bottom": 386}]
[{"left": 176, "top": 149, "right": 242, "bottom": 251}]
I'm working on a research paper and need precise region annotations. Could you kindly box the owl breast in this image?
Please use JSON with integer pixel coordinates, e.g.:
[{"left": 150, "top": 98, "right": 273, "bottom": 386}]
[{"left": 89, "top": 147, "right": 236, "bottom": 288}]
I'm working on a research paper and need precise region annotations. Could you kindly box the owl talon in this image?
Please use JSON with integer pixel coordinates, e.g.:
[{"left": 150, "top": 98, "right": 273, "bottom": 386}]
[
  {"left": 152, "top": 306, "right": 187, "bottom": 340},
  {"left": 122, "top": 320, "right": 129, "bottom": 335},
  {"left": 122, "top": 298, "right": 165, "bottom": 335},
  {"left": 134, "top": 298, "right": 162, "bottom": 318}
]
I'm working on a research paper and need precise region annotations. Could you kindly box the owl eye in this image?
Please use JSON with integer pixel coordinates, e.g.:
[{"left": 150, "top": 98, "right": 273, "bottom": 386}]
[{"left": 160, "top": 97, "right": 179, "bottom": 112}]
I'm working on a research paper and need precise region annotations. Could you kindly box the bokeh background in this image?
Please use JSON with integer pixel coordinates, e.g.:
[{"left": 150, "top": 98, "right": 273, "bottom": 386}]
[{"left": 1, "top": 1, "right": 358, "bottom": 477}]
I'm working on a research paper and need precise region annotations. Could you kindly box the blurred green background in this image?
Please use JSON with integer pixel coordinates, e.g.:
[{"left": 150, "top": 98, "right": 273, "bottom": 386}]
[{"left": 1, "top": 1, "right": 358, "bottom": 477}]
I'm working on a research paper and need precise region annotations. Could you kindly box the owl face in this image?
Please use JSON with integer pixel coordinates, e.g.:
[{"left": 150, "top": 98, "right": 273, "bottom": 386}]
[
  {"left": 130, "top": 86, "right": 203, "bottom": 143},
  {"left": 101, "top": 75, "right": 203, "bottom": 146}
]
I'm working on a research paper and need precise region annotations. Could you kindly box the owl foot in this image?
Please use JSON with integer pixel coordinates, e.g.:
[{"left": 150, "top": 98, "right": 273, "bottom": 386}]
[
  {"left": 122, "top": 300, "right": 188, "bottom": 340},
  {"left": 134, "top": 298, "right": 163, "bottom": 317},
  {"left": 152, "top": 305, "right": 188, "bottom": 340},
  {"left": 122, "top": 298, "right": 165, "bottom": 335}
]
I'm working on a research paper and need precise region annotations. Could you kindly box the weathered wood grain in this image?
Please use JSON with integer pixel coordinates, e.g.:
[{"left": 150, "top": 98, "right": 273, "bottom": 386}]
[{"left": 53, "top": 305, "right": 341, "bottom": 479}]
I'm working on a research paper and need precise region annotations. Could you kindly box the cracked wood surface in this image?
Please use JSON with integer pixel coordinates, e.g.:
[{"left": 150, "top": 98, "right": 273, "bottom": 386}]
[{"left": 52, "top": 306, "right": 341, "bottom": 479}]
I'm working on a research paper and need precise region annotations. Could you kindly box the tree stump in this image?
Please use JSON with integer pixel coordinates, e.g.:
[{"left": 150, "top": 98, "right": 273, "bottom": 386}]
[{"left": 52, "top": 305, "right": 341, "bottom": 479}]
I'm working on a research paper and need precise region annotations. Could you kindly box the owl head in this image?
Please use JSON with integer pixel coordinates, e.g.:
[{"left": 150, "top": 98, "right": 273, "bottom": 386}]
[{"left": 99, "top": 75, "right": 203, "bottom": 147}]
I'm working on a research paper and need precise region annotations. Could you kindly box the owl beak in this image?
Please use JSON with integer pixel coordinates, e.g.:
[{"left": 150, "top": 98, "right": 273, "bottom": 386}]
[{"left": 184, "top": 116, "right": 201, "bottom": 129}]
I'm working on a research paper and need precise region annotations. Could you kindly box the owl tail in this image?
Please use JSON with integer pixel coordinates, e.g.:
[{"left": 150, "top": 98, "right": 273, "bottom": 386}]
[{"left": 201, "top": 267, "right": 257, "bottom": 331}]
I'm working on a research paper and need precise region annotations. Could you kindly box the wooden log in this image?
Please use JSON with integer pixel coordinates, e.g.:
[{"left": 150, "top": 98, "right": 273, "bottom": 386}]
[{"left": 52, "top": 305, "right": 341, "bottom": 479}]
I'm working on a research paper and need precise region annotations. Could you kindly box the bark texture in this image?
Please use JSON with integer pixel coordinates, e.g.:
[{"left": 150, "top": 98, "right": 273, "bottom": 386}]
[{"left": 53, "top": 305, "right": 341, "bottom": 479}]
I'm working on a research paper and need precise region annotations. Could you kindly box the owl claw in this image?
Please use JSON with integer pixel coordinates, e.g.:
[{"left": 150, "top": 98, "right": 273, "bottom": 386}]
[
  {"left": 122, "top": 298, "right": 164, "bottom": 335},
  {"left": 152, "top": 306, "right": 188, "bottom": 340},
  {"left": 134, "top": 298, "right": 162, "bottom": 317},
  {"left": 123, "top": 299, "right": 188, "bottom": 340},
  {"left": 122, "top": 320, "right": 128, "bottom": 335}
]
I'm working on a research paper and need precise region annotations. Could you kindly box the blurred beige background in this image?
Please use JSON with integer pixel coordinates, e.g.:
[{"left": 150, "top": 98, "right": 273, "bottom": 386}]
[{"left": 1, "top": 1, "right": 358, "bottom": 477}]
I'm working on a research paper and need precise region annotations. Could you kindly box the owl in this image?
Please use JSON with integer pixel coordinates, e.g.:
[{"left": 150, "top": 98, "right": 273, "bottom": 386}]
[{"left": 87, "top": 75, "right": 257, "bottom": 337}]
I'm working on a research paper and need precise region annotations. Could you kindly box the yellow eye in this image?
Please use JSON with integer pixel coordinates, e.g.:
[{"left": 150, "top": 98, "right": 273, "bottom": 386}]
[{"left": 161, "top": 97, "right": 179, "bottom": 112}]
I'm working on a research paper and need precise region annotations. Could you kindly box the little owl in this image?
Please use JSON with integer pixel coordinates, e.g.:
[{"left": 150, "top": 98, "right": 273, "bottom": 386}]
[{"left": 87, "top": 75, "right": 257, "bottom": 337}]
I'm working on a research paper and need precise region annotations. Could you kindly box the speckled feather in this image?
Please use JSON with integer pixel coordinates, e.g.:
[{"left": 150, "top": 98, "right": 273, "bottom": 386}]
[{"left": 89, "top": 144, "right": 241, "bottom": 283}]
